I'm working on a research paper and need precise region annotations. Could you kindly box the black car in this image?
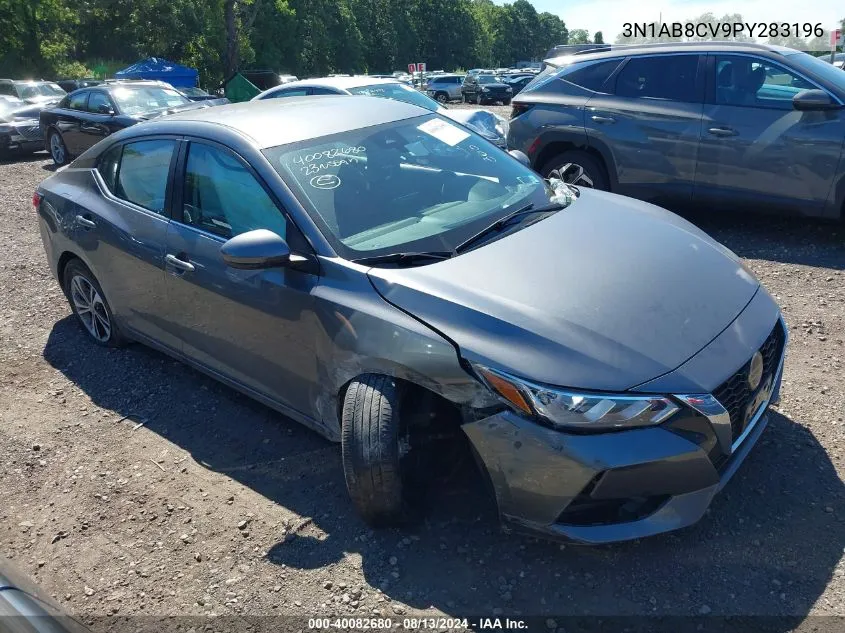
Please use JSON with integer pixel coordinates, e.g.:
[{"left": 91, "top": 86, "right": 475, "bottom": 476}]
[
  {"left": 0, "top": 96, "right": 44, "bottom": 158},
  {"left": 176, "top": 85, "right": 228, "bottom": 102},
  {"left": 502, "top": 74, "right": 534, "bottom": 95},
  {"left": 39, "top": 82, "right": 214, "bottom": 165},
  {"left": 461, "top": 74, "right": 513, "bottom": 105},
  {"left": 56, "top": 78, "right": 103, "bottom": 93}
]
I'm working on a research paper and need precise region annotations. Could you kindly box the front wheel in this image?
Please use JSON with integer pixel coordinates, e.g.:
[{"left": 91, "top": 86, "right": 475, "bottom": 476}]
[
  {"left": 48, "top": 130, "right": 69, "bottom": 166},
  {"left": 341, "top": 374, "right": 412, "bottom": 526},
  {"left": 541, "top": 150, "right": 609, "bottom": 190},
  {"left": 503, "top": 98, "right": 512, "bottom": 106}
]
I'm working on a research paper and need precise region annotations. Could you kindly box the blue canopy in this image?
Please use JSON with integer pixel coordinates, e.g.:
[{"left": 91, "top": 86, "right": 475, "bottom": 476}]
[{"left": 114, "top": 57, "right": 198, "bottom": 88}]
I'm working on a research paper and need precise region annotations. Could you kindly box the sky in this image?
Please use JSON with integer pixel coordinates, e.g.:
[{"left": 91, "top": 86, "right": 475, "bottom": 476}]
[{"left": 494, "top": 0, "right": 843, "bottom": 42}]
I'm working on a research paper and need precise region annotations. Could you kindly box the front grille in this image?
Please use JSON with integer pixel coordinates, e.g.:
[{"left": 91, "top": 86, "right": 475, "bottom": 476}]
[
  {"left": 17, "top": 125, "right": 42, "bottom": 140},
  {"left": 713, "top": 321, "right": 786, "bottom": 444}
]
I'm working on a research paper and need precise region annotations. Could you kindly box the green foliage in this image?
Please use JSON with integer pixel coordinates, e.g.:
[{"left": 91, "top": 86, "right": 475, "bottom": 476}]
[{"left": 0, "top": 0, "right": 572, "bottom": 86}]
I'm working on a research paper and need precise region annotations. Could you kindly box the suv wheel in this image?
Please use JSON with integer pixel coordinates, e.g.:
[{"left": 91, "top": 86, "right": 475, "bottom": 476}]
[
  {"left": 541, "top": 150, "right": 609, "bottom": 190},
  {"left": 434, "top": 92, "right": 448, "bottom": 103}
]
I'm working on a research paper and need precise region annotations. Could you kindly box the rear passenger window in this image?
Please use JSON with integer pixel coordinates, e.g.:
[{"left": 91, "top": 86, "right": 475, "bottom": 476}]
[
  {"left": 113, "top": 140, "right": 176, "bottom": 213},
  {"left": 562, "top": 60, "right": 623, "bottom": 93},
  {"left": 68, "top": 91, "right": 88, "bottom": 110},
  {"left": 615, "top": 55, "right": 699, "bottom": 102}
]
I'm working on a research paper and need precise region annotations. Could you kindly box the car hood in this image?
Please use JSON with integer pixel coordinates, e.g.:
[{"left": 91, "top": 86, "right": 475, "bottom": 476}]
[{"left": 367, "top": 189, "right": 760, "bottom": 392}]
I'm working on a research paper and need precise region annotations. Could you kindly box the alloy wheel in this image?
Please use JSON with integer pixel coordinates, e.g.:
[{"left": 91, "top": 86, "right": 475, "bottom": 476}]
[
  {"left": 50, "top": 133, "right": 65, "bottom": 164},
  {"left": 436, "top": 93, "right": 448, "bottom": 103},
  {"left": 555, "top": 162, "right": 595, "bottom": 188},
  {"left": 70, "top": 274, "right": 111, "bottom": 342}
]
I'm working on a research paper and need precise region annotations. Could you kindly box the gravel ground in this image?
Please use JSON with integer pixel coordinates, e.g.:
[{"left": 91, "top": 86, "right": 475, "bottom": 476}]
[{"left": 1, "top": 149, "right": 844, "bottom": 630}]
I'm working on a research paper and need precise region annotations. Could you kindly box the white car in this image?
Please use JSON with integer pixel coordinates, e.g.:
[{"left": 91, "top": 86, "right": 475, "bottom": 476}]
[{"left": 252, "top": 76, "right": 509, "bottom": 148}]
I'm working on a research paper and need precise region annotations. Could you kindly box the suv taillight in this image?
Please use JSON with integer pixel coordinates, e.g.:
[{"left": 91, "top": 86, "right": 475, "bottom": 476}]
[
  {"left": 32, "top": 191, "right": 43, "bottom": 209},
  {"left": 511, "top": 103, "right": 533, "bottom": 118}
]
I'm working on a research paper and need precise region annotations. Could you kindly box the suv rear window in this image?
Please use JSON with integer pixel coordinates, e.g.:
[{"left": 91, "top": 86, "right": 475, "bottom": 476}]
[
  {"left": 614, "top": 55, "right": 699, "bottom": 102},
  {"left": 562, "top": 60, "right": 623, "bottom": 93}
]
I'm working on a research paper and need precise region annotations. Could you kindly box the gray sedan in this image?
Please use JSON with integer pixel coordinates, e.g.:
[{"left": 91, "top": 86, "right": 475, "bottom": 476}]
[{"left": 36, "top": 97, "right": 786, "bottom": 544}]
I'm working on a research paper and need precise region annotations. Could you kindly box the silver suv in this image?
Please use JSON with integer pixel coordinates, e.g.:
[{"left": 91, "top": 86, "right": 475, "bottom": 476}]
[
  {"left": 425, "top": 74, "right": 464, "bottom": 103},
  {"left": 508, "top": 41, "right": 845, "bottom": 220}
]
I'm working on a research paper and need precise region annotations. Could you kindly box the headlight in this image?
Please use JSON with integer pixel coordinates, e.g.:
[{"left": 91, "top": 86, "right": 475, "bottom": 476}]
[
  {"left": 505, "top": 87, "right": 513, "bottom": 92},
  {"left": 481, "top": 87, "right": 490, "bottom": 93},
  {"left": 472, "top": 364, "right": 679, "bottom": 431}
]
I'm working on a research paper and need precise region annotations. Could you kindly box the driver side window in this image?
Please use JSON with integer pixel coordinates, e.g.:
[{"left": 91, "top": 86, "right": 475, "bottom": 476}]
[{"left": 181, "top": 142, "right": 288, "bottom": 240}]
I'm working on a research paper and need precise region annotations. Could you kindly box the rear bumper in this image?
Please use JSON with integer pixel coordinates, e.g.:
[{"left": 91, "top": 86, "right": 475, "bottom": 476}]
[{"left": 462, "top": 319, "right": 786, "bottom": 545}]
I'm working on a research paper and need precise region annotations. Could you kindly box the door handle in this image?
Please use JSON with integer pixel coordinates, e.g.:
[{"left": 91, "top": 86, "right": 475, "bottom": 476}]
[
  {"left": 75, "top": 215, "right": 96, "bottom": 229},
  {"left": 165, "top": 253, "right": 196, "bottom": 273},
  {"left": 708, "top": 127, "right": 738, "bottom": 137},
  {"left": 591, "top": 115, "right": 616, "bottom": 124}
]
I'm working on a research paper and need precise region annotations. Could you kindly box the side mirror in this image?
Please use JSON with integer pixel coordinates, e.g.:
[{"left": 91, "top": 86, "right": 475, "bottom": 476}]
[
  {"left": 98, "top": 103, "right": 115, "bottom": 115},
  {"left": 792, "top": 89, "right": 838, "bottom": 111},
  {"left": 220, "top": 229, "right": 291, "bottom": 269},
  {"left": 508, "top": 149, "right": 530, "bottom": 167}
]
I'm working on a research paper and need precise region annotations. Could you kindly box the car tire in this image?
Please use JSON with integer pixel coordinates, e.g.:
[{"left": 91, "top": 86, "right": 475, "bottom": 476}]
[
  {"left": 435, "top": 92, "right": 449, "bottom": 103},
  {"left": 341, "top": 374, "right": 411, "bottom": 526},
  {"left": 541, "top": 150, "right": 609, "bottom": 190},
  {"left": 48, "top": 129, "right": 69, "bottom": 166},
  {"left": 63, "top": 259, "right": 127, "bottom": 347},
  {"left": 503, "top": 99, "right": 512, "bottom": 106}
]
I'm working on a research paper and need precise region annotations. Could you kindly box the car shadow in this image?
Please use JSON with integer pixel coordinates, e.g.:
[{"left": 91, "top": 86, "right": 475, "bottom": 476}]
[
  {"left": 0, "top": 151, "right": 48, "bottom": 165},
  {"left": 680, "top": 209, "right": 845, "bottom": 271},
  {"left": 44, "top": 315, "right": 844, "bottom": 622}
]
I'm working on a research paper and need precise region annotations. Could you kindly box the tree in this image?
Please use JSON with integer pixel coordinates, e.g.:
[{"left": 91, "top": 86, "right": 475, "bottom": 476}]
[
  {"left": 594, "top": 31, "right": 603, "bottom": 44},
  {"left": 569, "top": 29, "right": 590, "bottom": 45}
]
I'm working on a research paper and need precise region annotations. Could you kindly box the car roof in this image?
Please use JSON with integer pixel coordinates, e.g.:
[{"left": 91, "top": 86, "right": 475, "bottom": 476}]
[
  {"left": 156, "top": 95, "right": 429, "bottom": 149},
  {"left": 270, "top": 76, "right": 401, "bottom": 91},
  {"left": 546, "top": 41, "right": 801, "bottom": 65}
]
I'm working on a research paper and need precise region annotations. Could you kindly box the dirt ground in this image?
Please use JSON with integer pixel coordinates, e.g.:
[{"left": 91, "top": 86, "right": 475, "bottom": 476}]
[{"left": 1, "top": 149, "right": 844, "bottom": 632}]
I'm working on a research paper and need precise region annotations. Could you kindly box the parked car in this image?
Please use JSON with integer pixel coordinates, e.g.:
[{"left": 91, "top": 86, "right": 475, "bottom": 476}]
[
  {"left": 824, "top": 52, "right": 845, "bottom": 69},
  {"left": 56, "top": 78, "right": 103, "bottom": 93},
  {"left": 0, "top": 79, "right": 66, "bottom": 104},
  {"left": 36, "top": 96, "right": 786, "bottom": 544},
  {"left": 175, "top": 85, "right": 225, "bottom": 102},
  {"left": 0, "top": 96, "right": 44, "bottom": 158},
  {"left": 40, "top": 81, "right": 216, "bottom": 165},
  {"left": 501, "top": 74, "right": 534, "bottom": 95},
  {"left": 252, "top": 76, "right": 509, "bottom": 148},
  {"left": 509, "top": 41, "right": 845, "bottom": 219},
  {"left": 425, "top": 74, "right": 465, "bottom": 102},
  {"left": 461, "top": 74, "right": 513, "bottom": 105}
]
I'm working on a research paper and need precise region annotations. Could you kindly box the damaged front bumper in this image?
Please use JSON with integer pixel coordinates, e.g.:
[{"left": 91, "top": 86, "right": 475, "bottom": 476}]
[{"left": 462, "top": 319, "right": 786, "bottom": 545}]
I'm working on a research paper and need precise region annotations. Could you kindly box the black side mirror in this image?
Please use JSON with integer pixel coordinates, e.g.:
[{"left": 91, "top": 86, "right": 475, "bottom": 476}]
[
  {"left": 98, "top": 103, "right": 114, "bottom": 115},
  {"left": 508, "top": 149, "right": 530, "bottom": 167},
  {"left": 220, "top": 229, "right": 291, "bottom": 269},
  {"left": 793, "top": 89, "right": 838, "bottom": 111}
]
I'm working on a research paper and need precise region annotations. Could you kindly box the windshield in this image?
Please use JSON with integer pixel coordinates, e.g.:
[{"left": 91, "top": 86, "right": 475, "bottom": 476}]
[
  {"left": 264, "top": 114, "right": 557, "bottom": 260},
  {"left": 347, "top": 83, "right": 439, "bottom": 112},
  {"left": 17, "top": 82, "right": 65, "bottom": 99},
  {"left": 110, "top": 86, "right": 190, "bottom": 115},
  {"left": 179, "top": 86, "right": 208, "bottom": 97},
  {"left": 477, "top": 75, "right": 502, "bottom": 84},
  {"left": 786, "top": 52, "right": 845, "bottom": 91}
]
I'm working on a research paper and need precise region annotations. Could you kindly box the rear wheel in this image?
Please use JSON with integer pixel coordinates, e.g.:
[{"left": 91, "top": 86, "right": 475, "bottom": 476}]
[
  {"left": 541, "top": 150, "right": 609, "bottom": 190},
  {"left": 341, "top": 374, "right": 413, "bottom": 526},
  {"left": 435, "top": 92, "right": 449, "bottom": 103},
  {"left": 63, "top": 259, "right": 126, "bottom": 347},
  {"left": 48, "top": 130, "right": 69, "bottom": 166}
]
